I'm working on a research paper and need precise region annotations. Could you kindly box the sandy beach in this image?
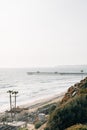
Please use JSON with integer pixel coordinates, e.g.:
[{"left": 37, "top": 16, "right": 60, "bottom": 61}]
[
  {"left": 23, "top": 93, "right": 64, "bottom": 130},
  {"left": 19, "top": 92, "right": 64, "bottom": 112}
]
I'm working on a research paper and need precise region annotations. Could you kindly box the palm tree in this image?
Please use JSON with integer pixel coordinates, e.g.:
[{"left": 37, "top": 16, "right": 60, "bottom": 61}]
[
  {"left": 7, "top": 90, "right": 13, "bottom": 121},
  {"left": 12, "top": 91, "right": 18, "bottom": 109},
  {"left": 7, "top": 90, "right": 13, "bottom": 111},
  {"left": 12, "top": 91, "right": 18, "bottom": 121}
]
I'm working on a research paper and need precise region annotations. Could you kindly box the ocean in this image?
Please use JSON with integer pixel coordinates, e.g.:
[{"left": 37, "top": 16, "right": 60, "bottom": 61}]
[{"left": 0, "top": 65, "right": 87, "bottom": 112}]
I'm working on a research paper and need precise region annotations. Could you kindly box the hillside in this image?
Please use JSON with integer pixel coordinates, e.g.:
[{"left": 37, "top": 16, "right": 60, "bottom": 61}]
[{"left": 45, "top": 77, "right": 87, "bottom": 130}]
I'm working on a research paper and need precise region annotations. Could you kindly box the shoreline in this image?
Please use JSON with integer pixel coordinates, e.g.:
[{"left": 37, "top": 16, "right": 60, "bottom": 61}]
[{"left": 19, "top": 92, "right": 64, "bottom": 112}]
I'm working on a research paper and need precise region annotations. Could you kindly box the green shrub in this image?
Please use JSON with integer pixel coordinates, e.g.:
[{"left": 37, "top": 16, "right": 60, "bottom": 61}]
[
  {"left": 38, "top": 103, "right": 57, "bottom": 115},
  {"left": 44, "top": 127, "right": 50, "bottom": 130},
  {"left": 80, "top": 88, "right": 87, "bottom": 94},
  {"left": 35, "top": 121, "right": 43, "bottom": 129},
  {"left": 49, "top": 104, "right": 56, "bottom": 114},
  {"left": 66, "top": 124, "right": 87, "bottom": 130},
  {"left": 18, "top": 128, "right": 28, "bottom": 130},
  {"left": 46, "top": 94, "right": 87, "bottom": 130}
]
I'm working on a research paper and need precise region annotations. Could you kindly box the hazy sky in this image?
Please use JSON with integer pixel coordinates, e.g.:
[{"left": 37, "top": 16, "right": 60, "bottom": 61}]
[{"left": 0, "top": 0, "right": 87, "bottom": 68}]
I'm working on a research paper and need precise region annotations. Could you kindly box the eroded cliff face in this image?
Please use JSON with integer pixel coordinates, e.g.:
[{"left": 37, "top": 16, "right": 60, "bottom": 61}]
[
  {"left": 61, "top": 77, "right": 87, "bottom": 104},
  {"left": 45, "top": 77, "right": 87, "bottom": 130}
]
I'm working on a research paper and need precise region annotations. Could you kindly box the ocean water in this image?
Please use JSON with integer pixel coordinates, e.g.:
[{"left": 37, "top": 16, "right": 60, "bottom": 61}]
[{"left": 0, "top": 65, "right": 87, "bottom": 112}]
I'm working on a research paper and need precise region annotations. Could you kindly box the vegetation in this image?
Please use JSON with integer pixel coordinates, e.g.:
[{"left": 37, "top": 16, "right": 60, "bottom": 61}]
[
  {"left": 66, "top": 124, "right": 87, "bottom": 130},
  {"left": 38, "top": 103, "right": 57, "bottom": 115},
  {"left": 35, "top": 121, "right": 43, "bottom": 129},
  {"left": 18, "top": 128, "right": 28, "bottom": 130},
  {"left": 79, "top": 88, "right": 87, "bottom": 94},
  {"left": 45, "top": 77, "right": 87, "bottom": 130}
]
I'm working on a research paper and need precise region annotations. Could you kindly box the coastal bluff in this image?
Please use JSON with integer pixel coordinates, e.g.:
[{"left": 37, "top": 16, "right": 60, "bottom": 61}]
[{"left": 45, "top": 77, "right": 87, "bottom": 130}]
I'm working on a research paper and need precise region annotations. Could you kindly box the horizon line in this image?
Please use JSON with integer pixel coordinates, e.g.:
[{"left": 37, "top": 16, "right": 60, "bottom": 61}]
[{"left": 0, "top": 64, "right": 87, "bottom": 69}]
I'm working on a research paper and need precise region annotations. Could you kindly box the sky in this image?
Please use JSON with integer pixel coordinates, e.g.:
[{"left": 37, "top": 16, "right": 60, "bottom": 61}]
[{"left": 0, "top": 0, "right": 87, "bottom": 68}]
